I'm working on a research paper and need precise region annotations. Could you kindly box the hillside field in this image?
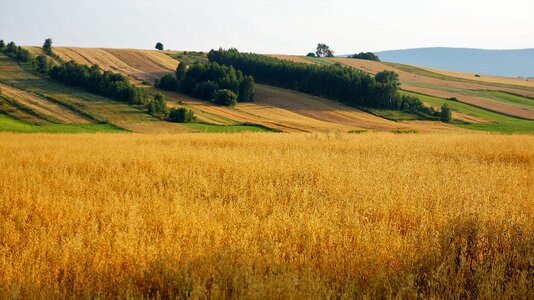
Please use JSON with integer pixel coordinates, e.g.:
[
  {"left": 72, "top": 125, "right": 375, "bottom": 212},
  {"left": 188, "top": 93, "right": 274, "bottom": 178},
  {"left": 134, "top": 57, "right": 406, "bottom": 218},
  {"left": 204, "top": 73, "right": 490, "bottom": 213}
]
[
  {"left": 1, "top": 132, "right": 533, "bottom": 298},
  {"left": 42, "top": 47, "right": 463, "bottom": 133}
]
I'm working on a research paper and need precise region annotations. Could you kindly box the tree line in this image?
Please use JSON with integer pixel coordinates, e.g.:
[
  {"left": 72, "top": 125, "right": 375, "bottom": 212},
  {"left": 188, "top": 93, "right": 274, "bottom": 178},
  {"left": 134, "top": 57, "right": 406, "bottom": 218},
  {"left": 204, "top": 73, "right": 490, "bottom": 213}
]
[
  {"left": 207, "top": 48, "right": 439, "bottom": 117},
  {"left": 49, "top": 61, "right": 149, "bottom": 105},
  {"left": 155, "top": 61, "right": 255, "bottom": 107},
  {"left": 0, "top": 40, "right": 32, "bottom": 62},
  {"left": 350, "top": 52, "right": 381, "bottom": 61},
  {"left": 1, "top": 39, "right": 149, "bottom": 105}
]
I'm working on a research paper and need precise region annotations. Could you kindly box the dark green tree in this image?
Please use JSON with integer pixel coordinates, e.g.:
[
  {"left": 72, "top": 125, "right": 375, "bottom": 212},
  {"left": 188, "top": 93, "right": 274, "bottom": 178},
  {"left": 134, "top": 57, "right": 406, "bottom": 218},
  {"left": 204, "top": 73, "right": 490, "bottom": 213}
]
[
  {"left": 306, "top": 52, "right": 316, "bottom": 57},
  {"left": 155, "top": 74, "right": 178, "bottom": 91},
  {"left": 350, "top": 52, "right": 380, "bottom": 61},
  {"left": 16, "top": 47, "right": 32, "bottom": 62},
  {"left": 440, "top": 104, "right": 452, "bottom": 122},
  {"left": 238, "top": 76, "right": 254, "bottom": 102},
  {"left": 147, "top": 93, "right": 168, "bottom": 116},
  {"left": 193, "top": 81, "right": 219, "bottom": 100},
  {"left": 375, "top": 71, "right": 400, "bottom": 87},
  {"left": 34, "top": 55, "right": 50, "bottom": 73},
  {"left": 0, "top": 40, "right": 5, "bottom": 50},
  {"left": 5, "top": 42, "right": 17, "bottom": 53},
  {"left": 43, "top": 38, "right": 53, "bottom": 55},
  {"left": 168, "top": 107, "right": 196, "bottom": 123},
  {"left": 155, "top": 42, "right": 164, "bottom": 51},
  {"left": 175, "top": 63, "right": 188, "bottom": 81},
  {"left": 316, "top": 43, "right": 334, "bottom": 58},
  {"left": 213, "top": 89, "right": 237, "bottom": 107}
]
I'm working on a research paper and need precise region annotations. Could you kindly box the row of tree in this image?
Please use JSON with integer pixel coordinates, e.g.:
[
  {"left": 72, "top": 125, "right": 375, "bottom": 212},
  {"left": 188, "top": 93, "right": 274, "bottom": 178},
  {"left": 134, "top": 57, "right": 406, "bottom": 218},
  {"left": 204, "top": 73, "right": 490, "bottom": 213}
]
[
  {"left": 207, "top": 48, "right": 438, "bottom": 117},
  {"left": 155, "top": 61, "right": 255, "bottom": 107},
  {"left": 0, "top": 40, "right": 33, "bottom": 62},
  {"left": 1, "top": 39, "right": 149, "bottom": 106},
  {"left": 49, "top": 61, "right": 149, "bottom": 105},
  {"left": 1, "top": 38, "right": 199, "bottom": 123}
]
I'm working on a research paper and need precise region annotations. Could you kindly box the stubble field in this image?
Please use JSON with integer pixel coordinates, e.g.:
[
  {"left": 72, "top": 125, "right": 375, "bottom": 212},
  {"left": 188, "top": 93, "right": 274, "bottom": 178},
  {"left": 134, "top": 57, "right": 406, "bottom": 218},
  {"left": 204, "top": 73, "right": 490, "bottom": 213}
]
[{"left": 0, "top": 132, "right": 533, "bottom": 299}]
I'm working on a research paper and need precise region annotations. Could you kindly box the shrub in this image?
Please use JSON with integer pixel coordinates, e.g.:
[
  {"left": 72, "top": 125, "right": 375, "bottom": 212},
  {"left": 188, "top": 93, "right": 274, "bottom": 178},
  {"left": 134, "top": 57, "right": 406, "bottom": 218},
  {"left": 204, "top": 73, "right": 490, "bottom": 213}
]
[
  {"left": 34, "top": 56, "right": 50, "bottom": 74},
  {"left": 155, "top": 42, "right": 164, "bottom": 51},
  {"left": 155, "top": 74, "right": 178, "bottom": 91},
  {"left": 440, "top": 104, "right": 452, "bottom": 122},
  {"left": 147, "top": 93, "right": 168, "bottom": 117},
  {"left": 168, "top": 107, "right": 196, "bottom": 123},
  {"left": 350, "top": 52, "right": 380, "bottom": 61},
  {"left": 5, "top": 42, "right": 16, "bottom": 53},
  {"left": 238, "top": 76, "right": 255, "bottom": 102},
  {"left": 213, "top": 89, "right": 237, "bottom": 107},
  {"left": 16, "top": 47, "right": 32, "bottom": 62},
  {"left": 391, "top": 129, "right": 418, "bottom": 134},
  {"left": 306, "top": 52, "right": 316, "bottom": 57},
  {"left": 175, "top": 63, "right": 188, "bottom": 81}
]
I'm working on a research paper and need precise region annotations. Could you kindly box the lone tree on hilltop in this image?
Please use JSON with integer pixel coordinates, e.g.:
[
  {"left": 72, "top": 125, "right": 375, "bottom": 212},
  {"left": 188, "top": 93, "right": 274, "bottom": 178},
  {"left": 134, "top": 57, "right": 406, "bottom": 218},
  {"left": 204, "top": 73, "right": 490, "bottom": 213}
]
[
  {"left": 316, "top": 43, "right": 334, "bottom": 58},
  {"left": 440, "top": 104, "right": 452, "bottom": 122},
  {"left": 43, "top": 38, "right": 53, "bottom": 55},
  {"left": 155, "top": 42, "right": 164, "bottom": 51}
]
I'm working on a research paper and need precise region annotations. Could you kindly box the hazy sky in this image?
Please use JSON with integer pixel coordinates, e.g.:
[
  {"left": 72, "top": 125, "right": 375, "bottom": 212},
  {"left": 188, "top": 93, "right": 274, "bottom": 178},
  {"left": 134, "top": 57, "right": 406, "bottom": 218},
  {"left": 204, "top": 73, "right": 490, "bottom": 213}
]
[{"left": 1, "top": 0, "right": 533, "bottom": 54}]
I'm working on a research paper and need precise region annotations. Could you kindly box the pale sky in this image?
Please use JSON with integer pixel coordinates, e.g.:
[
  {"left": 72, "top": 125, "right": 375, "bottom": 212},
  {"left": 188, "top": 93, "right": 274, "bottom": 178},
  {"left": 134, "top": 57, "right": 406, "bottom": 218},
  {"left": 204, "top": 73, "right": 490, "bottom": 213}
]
[{"left": 1, "top": 0, "right": 533, "bottom": 55}]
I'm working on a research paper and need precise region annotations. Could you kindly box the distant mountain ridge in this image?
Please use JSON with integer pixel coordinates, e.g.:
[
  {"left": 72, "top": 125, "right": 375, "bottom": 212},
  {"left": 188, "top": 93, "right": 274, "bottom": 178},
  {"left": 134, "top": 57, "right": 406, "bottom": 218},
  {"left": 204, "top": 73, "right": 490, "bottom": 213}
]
[{"left": 373, "top": 47, "right": 534, "bottom": 78}]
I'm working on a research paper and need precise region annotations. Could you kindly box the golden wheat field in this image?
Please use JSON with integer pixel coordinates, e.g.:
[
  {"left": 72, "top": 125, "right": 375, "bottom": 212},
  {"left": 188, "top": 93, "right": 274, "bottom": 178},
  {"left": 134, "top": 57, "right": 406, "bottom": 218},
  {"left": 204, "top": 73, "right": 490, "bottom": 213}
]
[{"left": 1, "top": 132, "right": 533, "bottom": 299}]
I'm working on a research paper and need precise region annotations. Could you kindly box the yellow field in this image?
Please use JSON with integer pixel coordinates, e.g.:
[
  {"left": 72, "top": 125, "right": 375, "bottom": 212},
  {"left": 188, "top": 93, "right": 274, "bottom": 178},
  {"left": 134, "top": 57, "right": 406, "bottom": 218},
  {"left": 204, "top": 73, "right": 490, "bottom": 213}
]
[{"left": 1, "top": 132, "right": 533, "bottom": 298}]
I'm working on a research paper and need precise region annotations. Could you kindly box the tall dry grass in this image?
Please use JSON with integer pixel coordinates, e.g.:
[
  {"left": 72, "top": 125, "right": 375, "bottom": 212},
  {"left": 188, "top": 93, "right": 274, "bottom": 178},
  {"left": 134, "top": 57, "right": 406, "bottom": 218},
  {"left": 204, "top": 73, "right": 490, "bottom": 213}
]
[{"left": 0, "top": 132, "right": 533, "bottom": 299}]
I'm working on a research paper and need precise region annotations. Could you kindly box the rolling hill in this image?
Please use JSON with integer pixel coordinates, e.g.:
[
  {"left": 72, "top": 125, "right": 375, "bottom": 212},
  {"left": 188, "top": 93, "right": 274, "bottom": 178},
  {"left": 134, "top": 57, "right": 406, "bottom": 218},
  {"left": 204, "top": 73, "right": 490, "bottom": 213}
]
[
  {"left": 375, "top": 47, "right": 534, "bottom": 78},
  {"left": 32, "top": 46, "right": 460, "bottom": 133},
  {"left": 1, "top": 46, "right": 533, "bottom": 134}
]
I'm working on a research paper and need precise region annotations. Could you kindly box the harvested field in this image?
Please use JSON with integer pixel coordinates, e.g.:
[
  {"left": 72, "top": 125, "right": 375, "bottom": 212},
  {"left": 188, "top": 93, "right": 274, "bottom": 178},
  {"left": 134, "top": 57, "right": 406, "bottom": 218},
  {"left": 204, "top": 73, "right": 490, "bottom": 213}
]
[
  {"left": 404, "top": 84, "right": 534, "bottom": 119},
  {"left": 419, "top": 65, "right": 534, "bottom": 89},
  {"left": 0, "top": 83, "right": 93, "bottom": 124},
  {"left": 50, "top": 47, "right": 179, "bottom": 83}
]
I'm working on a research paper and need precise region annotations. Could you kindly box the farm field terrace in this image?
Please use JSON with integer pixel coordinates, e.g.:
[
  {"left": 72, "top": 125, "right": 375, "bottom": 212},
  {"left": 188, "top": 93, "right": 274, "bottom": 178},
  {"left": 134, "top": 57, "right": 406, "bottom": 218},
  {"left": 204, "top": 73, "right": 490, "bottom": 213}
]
[{"left": 1, "top": 132, "right": 532, "bottom": 298}]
